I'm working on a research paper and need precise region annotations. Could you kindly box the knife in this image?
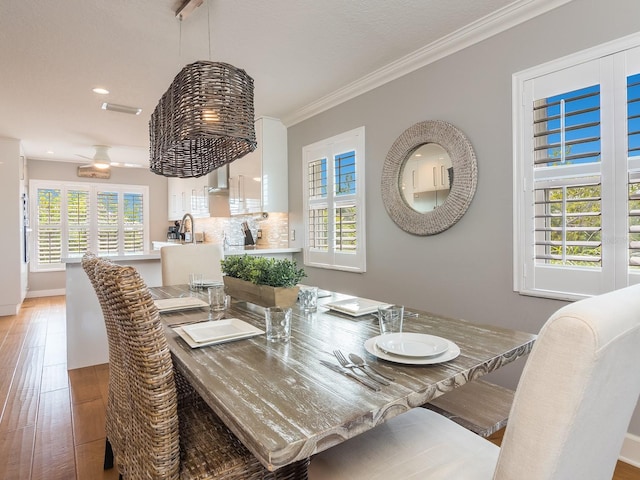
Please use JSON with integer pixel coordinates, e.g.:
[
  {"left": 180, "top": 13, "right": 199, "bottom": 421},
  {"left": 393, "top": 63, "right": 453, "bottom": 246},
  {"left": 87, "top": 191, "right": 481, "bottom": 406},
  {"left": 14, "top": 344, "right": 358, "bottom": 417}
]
[{"left": 319, "top": 360, "right": 381, "bottom": 391}]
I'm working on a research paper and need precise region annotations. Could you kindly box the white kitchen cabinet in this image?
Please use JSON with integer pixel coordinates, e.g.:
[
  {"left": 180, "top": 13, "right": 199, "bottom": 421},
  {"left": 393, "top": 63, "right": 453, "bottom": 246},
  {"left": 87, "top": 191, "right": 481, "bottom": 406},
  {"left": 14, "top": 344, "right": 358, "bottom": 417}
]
[
  {"left": 229, "top": 117, "right": 288, "bottom": 215},
  {"left": 167, "top": 176, "right": 210, "bottom": 221},
  {"left": 401, "top": 144, "right": 452, "bottom": 212},
  {"left": 415, "top": 157, "right": 450, "bottom": 193}
]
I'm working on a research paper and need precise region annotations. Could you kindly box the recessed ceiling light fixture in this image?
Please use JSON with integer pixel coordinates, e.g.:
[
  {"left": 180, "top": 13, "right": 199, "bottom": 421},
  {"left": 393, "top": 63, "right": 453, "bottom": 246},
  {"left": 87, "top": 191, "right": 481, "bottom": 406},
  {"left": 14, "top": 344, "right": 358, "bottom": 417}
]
[
  {"left": 92, "top": 87, "right": 110, "bottom": 95},
  {"left": 101, "top": 102, "right": 142, "bottom": 115}
]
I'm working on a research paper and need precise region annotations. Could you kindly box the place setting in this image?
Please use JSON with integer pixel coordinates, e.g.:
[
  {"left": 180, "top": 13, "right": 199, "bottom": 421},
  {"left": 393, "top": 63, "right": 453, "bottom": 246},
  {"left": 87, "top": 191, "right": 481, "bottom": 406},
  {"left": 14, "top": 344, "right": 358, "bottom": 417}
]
[
  {"left": 364, "top": 304, "right": 460, "bottom": 365},
  {"left": 170, "top": 284, "right": 265, "bottom": 348}
]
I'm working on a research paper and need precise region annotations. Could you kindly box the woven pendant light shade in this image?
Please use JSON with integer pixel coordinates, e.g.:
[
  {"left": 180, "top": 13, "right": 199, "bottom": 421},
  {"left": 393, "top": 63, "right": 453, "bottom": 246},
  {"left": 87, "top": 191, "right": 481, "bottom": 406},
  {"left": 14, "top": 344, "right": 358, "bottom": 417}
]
[{"left": 149, "top": 61, "right": 257, "bottom": 178}]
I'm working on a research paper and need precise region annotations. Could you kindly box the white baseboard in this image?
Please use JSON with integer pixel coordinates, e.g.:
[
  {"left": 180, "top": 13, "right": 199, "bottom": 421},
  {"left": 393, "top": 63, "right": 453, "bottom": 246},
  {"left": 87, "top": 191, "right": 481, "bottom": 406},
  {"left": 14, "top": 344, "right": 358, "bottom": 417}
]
[
  {"left": 620, "top": 433, "right": 640, "bottom": 468},
  {"left": 26, "top": 288, "right": 66, "bottom": 298}
]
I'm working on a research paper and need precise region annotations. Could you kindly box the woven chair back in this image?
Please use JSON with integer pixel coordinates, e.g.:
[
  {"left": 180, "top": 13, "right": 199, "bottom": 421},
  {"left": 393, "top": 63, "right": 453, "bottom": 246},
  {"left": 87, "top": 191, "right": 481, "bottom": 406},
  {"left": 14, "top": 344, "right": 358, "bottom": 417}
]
[{"left": 88, "top": 254, "right": 181, "bottom": 480}]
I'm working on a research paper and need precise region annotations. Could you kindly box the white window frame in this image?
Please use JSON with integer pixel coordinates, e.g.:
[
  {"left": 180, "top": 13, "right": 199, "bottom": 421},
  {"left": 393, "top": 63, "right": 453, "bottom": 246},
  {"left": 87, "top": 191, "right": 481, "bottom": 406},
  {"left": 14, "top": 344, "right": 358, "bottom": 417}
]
[
  {"left": 513, "top": 33, "right": 640, "bottom": 301},
  {"left": 30, "top": 180, "right": 150, "bottom": 272},
  {"left": 302, "top": 127, "right": 366, "bottom": 272}
]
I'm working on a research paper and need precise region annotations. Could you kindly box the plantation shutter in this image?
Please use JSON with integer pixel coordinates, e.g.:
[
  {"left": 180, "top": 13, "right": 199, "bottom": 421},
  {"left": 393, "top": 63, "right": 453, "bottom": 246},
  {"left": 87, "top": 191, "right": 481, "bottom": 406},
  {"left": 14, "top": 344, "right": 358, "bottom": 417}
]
[
  {"left": 303, "top": 127, "right": 366, "bottom": 272},
  {"left": 628, "top": 72, "right": 640, "bottom": 269},
  {"left": 97, "top": 190, "right": 119, "bottom": 255},
  {"left": 124, "top": 192, "right": 145, "bottom": 254},
  {"left": 519, "top": 57, "right": 613, "bottom": 298},
  {"left": 67, "top": 189, "right": 90, "bottom": 257},
  {"left": 515, "top": 40, "right": 640, "bottom": 299},
  {"left": 36, "top": 187, "right": 63, "bottom": 268}
]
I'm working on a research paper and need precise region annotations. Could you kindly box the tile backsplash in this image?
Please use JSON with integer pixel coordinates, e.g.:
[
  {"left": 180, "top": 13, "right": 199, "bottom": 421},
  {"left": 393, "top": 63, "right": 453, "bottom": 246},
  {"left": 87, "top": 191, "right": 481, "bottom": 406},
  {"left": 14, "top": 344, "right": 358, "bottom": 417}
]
[{"left": 195, "top": 212, "right": 289, "bottom": 250}]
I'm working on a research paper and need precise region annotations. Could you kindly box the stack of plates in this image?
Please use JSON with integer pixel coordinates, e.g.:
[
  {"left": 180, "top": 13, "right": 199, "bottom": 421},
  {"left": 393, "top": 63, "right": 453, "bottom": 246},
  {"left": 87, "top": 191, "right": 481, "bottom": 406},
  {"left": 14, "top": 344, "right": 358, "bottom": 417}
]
[
  {"left": 325, "top": 297, "right": 392, "bottom": 316},
  {"left": 155, "top": 297, "right": 209, "bottom": 312},
  {"left": 173, "top": 319, "right": 264, "bottom": 349},
  {"left": 364, "top": 332, "right": 460, "bottom": 364}
]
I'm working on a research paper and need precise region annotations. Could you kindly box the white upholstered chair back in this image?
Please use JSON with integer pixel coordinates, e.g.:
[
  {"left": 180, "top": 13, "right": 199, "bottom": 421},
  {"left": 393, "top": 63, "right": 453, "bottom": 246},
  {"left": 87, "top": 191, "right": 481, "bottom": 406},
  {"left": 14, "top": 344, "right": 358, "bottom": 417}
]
[
  {"left": 160, "top": 244, "right": 224, "bottom": 286},
  {"left": 495, "top": 283, "right": 640, "bottom": 479}
]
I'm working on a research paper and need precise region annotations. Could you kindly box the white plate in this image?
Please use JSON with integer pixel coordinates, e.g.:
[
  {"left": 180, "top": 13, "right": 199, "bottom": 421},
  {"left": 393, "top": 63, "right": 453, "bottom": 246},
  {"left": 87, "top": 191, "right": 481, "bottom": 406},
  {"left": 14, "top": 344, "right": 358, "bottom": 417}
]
[
  {"left": 376, "top": 333, "right": 449, "bottom": 358},
  {"left": 325, "top": 297, "right": 392, "bottom": 316},
  {"left": 183, "top": 318, "right": 261, "bottom": 343},
  {"left": 155, "top": 297, "right": 209, "bottom": 312},
  {"left": 364, "top": 335, "right": 460, "bottom": 365},
  {"left": 174, "top": 319, "right": 264, "bottom": 348}
]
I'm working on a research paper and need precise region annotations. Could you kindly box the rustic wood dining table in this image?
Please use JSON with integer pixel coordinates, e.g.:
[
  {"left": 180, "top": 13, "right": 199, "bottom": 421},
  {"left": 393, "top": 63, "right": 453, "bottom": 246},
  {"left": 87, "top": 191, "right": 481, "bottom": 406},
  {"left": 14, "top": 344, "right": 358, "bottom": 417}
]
[{"left": 151, "top": 285, "right": 536, "bottom": 474}]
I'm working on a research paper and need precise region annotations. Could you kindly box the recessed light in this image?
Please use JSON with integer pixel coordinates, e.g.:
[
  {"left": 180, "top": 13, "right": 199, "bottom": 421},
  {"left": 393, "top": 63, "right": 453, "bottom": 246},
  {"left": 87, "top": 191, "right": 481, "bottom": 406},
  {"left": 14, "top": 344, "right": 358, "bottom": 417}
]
[
  {"left": 92, "top": 87, "right": 110, "bottom": 95},
  {"left": 46, "top": 150, "right": 54, "bottom": 154},
  {"left": 101, "top": 102, "right": 142, "bottom": 115}
]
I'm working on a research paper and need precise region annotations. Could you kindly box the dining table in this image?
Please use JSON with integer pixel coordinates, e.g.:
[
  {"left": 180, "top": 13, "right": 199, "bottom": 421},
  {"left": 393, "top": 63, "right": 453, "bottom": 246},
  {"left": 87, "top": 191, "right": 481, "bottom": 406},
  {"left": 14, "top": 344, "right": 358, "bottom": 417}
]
[{"left": 151, "top": 285, "right": 536, "bottom": 474}]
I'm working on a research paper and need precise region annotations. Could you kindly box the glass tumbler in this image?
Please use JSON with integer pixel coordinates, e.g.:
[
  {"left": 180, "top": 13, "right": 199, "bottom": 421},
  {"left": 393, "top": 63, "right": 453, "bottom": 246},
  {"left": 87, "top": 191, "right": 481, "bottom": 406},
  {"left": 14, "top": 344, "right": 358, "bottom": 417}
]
[
  {"left": 207, "top": 284, "right": 228, "bottom": 320},
  {"left": 265, "top": 307, "right": 292, "bottom": 343},
  {"left": 378, "top": 304, "right": 404, "bottom": 335}
]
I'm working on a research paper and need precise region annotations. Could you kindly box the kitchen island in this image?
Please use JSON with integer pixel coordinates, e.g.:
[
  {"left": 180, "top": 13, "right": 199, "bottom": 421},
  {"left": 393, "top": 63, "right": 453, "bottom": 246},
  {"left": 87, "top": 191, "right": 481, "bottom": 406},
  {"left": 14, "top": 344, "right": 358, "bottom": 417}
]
[{"left": 65, "top": 247, "right": 301, "bottom": 369}]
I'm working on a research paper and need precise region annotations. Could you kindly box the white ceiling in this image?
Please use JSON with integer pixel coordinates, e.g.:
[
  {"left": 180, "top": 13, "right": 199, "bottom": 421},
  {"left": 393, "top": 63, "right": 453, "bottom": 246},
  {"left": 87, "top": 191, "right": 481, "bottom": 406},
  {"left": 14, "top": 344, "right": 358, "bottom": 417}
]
[{"left": 0, "top": 0, "right": 566, "bottom": 168}]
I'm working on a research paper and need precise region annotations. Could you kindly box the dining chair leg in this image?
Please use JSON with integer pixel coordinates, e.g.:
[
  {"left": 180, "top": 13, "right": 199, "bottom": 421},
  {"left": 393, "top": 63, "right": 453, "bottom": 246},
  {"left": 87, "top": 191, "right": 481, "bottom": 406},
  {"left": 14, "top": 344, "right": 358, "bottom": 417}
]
[{"left": 104, "top": 437, "right": 114, "bottom": 469}]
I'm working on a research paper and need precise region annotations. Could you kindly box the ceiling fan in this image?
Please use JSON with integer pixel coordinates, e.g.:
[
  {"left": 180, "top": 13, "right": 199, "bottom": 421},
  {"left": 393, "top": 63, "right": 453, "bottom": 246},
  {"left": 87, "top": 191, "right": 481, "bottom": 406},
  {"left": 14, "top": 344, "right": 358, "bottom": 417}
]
[{"left": 76, "top": 145, "right": 112, "bottom": 178}]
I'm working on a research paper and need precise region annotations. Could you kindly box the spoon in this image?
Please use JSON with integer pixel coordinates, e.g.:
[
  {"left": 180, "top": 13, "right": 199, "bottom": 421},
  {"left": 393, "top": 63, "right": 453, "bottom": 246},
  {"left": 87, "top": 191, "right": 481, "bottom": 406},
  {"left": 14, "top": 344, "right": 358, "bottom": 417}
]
[{"left": 348, "top": 353, "right": 395, "bottom": 381}]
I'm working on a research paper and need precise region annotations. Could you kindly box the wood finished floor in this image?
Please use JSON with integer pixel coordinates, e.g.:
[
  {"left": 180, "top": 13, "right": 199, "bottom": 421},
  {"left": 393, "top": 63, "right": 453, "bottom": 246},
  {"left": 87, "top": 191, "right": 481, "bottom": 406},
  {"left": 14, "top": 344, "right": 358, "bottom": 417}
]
[{"left": 0, "top": 295, "right": 638, "bottom": 479}]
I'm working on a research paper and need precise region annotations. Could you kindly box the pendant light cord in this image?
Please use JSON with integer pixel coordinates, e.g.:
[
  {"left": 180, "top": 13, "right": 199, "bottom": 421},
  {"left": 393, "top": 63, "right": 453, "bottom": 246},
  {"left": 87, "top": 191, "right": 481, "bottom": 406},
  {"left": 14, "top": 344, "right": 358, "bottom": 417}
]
[{"left": 207, "top": 0, "right": 211, "bottom": 61}]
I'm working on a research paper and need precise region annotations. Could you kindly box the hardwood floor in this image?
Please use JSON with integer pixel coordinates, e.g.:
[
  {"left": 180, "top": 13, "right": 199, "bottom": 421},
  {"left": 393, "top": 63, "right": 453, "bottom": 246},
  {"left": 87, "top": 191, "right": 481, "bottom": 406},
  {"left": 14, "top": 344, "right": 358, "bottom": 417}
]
[
  {"left": 0, "top": 296, "right": 118, "bottom": 480},
  {"left": 0, "top": 295, "right": 638, "bottom": 479}
]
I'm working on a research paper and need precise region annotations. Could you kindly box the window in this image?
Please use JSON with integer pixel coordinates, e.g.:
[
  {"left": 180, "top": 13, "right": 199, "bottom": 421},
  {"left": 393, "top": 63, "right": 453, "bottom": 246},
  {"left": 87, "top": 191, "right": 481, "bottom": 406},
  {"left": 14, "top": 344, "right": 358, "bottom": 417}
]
[
  {"left": 31, "top": 180, "right": 149, "bottom": 272},
  {"left": 514, "top": 36, "right": 640, "bottom": 300},
  {"left": 303, "top": 127, "right": 366, "bottom": 272}
]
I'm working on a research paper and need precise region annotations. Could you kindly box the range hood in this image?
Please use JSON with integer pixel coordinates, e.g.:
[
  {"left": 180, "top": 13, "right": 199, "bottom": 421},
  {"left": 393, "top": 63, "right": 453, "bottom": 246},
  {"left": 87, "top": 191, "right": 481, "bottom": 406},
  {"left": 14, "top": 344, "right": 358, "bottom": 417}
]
[{"left": 208, "top": 164, "right": 229, "bottom": 193}]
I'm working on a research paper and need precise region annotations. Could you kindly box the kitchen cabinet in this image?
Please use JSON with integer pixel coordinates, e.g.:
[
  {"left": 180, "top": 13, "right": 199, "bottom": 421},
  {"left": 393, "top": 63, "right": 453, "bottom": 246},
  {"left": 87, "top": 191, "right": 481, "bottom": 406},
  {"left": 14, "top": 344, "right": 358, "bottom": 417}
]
[
  {"left": 229, "top": 117, "right": 288, "bottom": 215},
  {"left": 167, "top": 176, "right": 209, "bottom": 221}
]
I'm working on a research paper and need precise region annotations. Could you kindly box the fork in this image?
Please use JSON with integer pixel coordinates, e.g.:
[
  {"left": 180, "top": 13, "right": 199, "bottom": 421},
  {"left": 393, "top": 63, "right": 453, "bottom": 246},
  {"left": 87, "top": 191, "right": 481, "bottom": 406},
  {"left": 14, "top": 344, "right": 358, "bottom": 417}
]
[{"left": 333, "top": 350, "right": 390, "bottom": 385}]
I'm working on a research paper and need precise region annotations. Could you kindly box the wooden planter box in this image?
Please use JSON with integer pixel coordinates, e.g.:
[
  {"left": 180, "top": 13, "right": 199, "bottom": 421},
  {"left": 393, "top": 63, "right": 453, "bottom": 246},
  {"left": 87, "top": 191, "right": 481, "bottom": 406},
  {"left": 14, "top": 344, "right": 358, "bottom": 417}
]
[{"left": 223, "top": 276, "right": 300, "bottom": 308}]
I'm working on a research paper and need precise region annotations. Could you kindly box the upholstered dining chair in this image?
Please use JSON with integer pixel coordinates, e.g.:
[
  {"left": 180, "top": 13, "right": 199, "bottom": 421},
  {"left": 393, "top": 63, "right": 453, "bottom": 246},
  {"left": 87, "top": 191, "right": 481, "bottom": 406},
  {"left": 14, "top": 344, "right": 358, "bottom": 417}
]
[
  {"left": 83, "top": 252, "right": 308, "bottom": 479},
  {"left": 160, "top": 243, "right": 224, "bottom": 286},
  {"left": 309, "top": 283, "right": 640, "bottom": 480}
]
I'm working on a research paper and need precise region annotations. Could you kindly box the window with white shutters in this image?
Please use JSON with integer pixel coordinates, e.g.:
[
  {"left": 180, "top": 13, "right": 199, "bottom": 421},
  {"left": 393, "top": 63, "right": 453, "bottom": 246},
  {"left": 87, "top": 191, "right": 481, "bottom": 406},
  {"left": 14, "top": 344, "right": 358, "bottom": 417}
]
[
  {"left": 303, "top": 127, "right": 366, "bottom": 272},
  {"left": 514, "top": 37, "right": 640, "bottom": 300},
  {"left": 30, "top": 180, "right": 149, "bottom": 272},
  {"left": 36, "top": 188, "right": 62, "bottom": 267}
]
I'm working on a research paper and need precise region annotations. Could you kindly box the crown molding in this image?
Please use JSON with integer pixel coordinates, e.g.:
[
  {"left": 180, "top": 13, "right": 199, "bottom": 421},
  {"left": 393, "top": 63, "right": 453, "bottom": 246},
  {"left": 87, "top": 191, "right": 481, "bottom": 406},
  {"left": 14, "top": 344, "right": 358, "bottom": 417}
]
[{"left": 282, "top": 0, "right": 573, "bottom": 127}]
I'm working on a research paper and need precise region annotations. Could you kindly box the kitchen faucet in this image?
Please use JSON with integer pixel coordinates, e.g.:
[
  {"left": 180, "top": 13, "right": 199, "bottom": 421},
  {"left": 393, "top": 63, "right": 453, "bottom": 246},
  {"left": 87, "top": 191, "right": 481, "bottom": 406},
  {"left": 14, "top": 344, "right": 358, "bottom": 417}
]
[{"left": 180, "top": 213, "right": 196, "bottom": 244}]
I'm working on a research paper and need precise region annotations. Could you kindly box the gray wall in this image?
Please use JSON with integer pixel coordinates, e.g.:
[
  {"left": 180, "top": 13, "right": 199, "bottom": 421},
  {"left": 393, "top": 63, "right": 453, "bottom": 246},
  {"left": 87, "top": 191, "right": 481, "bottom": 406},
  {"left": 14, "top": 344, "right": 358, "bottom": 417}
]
[
  {"left": 27, "top": 159, "right": 168, "bottom": 293},
  {"left": 287, "top": 0, "right": 640, "bottom": 435}
]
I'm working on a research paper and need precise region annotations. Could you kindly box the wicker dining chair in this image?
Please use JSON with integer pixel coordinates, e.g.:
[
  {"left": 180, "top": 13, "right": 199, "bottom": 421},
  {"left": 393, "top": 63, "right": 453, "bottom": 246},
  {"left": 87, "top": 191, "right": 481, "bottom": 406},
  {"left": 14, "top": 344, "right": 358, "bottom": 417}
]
[
  {"left": 81, "top": 252, "right": 128, "bottom": 477},
  {"left": 83, "top": 252, "right": 309, "bottom": 480}
]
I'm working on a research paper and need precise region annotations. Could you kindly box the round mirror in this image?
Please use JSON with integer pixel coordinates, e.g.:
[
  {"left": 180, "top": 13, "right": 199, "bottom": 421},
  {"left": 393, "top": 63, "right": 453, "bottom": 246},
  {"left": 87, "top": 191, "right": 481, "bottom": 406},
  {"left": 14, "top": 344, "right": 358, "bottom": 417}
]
[
  {"left": 400, "top": 143, "right": 452, "bottom": 213},
  {"left": 382, "top": 120, "right": 477, "bottom": 235}
]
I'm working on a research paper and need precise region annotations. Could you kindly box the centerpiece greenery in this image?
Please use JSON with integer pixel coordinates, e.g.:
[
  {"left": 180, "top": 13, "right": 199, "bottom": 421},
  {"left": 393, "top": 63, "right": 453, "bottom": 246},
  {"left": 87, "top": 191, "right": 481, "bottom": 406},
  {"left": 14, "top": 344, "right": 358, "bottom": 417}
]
[{"left": 220, "top": 255, "right": 306, "bottom": 307}]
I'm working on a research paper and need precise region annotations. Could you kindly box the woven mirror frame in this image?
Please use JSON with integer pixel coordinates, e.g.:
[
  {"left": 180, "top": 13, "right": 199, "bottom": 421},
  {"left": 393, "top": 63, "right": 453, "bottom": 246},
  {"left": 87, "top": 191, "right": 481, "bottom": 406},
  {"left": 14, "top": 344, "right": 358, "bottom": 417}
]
[
  {"left": 381, "top": 120, "right": 477, "bottom": 235},
  {"left": 150, "top": 61, "right": 257, "bottom": 178}
]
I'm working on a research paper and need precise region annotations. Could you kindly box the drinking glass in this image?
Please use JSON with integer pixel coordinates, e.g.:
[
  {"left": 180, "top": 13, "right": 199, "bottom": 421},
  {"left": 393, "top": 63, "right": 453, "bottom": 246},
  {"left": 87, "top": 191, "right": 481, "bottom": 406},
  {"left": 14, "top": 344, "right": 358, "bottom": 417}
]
[
  {"left": 189, "top": 273, "right": 203, "bottom": 291},
  {"left": 378, "top": 304, "right": 404, "bottom": 335},
  {"left": 299, "top": 286, "right": 318, "bottom": 313},
  {"left": 265, "top": 307, "right": 292, "bottom": 343},
  {"left": 207, "top": 284, "right": 229, "bottom": 320}
]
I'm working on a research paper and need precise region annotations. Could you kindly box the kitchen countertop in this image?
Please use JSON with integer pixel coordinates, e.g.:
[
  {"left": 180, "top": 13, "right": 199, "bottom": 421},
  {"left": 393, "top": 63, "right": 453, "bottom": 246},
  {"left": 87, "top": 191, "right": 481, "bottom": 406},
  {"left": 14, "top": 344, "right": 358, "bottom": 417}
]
[{"left": 63, "top": 247, "right": 302, "bottom": 264}]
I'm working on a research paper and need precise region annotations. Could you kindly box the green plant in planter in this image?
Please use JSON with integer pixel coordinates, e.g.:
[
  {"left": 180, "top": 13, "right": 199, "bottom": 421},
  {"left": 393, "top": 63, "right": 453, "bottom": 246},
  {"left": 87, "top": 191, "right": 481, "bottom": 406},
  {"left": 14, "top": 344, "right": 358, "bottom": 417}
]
[{"left": 220, "top": 255, "right": 306, "bottom": 288}]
